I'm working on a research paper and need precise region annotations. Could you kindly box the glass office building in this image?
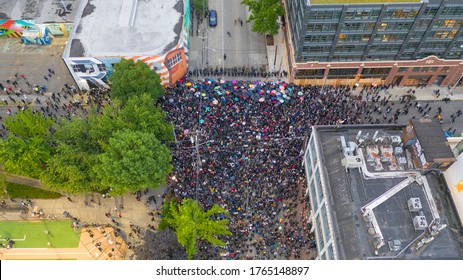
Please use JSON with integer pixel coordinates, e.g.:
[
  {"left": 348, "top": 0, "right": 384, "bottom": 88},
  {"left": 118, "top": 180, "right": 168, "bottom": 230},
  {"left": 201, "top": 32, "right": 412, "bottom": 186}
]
[{"left": 283, "top": 0, "right": 463, "bottom": 87}]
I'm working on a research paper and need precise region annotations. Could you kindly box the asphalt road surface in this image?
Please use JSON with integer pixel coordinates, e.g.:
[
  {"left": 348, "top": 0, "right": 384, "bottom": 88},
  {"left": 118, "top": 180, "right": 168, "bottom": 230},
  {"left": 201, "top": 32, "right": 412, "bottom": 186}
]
[{"left": 189, "top": 0, "right": 267, "bottom": 71}]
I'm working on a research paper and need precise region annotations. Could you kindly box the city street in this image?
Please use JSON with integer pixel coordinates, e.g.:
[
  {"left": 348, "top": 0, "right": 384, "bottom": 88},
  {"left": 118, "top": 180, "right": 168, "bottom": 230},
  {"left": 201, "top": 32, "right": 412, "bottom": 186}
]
[{"left": 189, "top": 0, "right": 267, "bottom": 71}]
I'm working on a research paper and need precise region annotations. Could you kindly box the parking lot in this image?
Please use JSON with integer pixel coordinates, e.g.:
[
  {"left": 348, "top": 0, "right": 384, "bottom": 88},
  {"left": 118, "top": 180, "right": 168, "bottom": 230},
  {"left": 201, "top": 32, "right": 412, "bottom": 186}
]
[{"left": 0, "top": 38, "right": 75, "bottom": 94}]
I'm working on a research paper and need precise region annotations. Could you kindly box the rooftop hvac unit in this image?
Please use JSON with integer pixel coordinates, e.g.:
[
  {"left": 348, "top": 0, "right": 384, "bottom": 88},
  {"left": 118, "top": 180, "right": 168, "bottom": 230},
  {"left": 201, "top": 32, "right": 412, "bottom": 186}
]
[
  {"left": 390, "top": 136, "right": 401, "bottom": 145},
  {"left": 413, "top": 215, "right": 428, "bottom": 230},
  {"left": 341, "top": 156, "right": 363, "bottom": 168},
  {"left": 388, "top": 240, "right": 402, "bottom": 252},
  {"left": 408, "top": 198, "right": 422, "bottom": 211},
  {"left": 394, "top": 147, "right": 403, "bottom": 156},
  {"left": 397, "top": 157, "right": 407, "bottom": 166}
]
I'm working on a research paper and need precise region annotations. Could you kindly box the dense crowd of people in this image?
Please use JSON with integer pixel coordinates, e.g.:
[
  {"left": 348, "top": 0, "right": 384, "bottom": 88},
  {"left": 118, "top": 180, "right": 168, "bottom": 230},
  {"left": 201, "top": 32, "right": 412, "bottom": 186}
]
[
  {"left": 161, "top": 79, "right": 388, "bottom": 259},
  {"left": 161, "top": 78, "right": 463, "bottom": 259},
  {"left": 3, "top": 66, "right": 462, "bottom": 259}
]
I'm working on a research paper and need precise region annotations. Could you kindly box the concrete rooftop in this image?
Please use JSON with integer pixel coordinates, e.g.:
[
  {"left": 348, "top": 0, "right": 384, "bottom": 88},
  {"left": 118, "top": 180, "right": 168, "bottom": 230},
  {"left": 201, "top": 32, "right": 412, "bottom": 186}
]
[
  {"left": 69, "top": 0, "right": 184, "bottom": 57},
  {"left": 0, "top": 0, "right": 82, "bottom": 23},
  {"left": 317, "top": 126, "right": 463, "bottom": 259}
]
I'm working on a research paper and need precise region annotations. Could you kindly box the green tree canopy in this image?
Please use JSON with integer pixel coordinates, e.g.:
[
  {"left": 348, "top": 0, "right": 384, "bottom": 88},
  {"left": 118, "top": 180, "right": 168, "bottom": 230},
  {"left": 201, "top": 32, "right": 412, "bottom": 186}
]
[
  {"left": 192, "top": 0, "right": 208, "bottom": 14},
  {"left": 161, "top": 199, "right": 232, "bottom": 259},
  {"left": 94, "top": 130, "right": 172, "bottom": 195},
  {"left": 3, "top": 108, "right": 53, "bottom": 140},
  {"left": 109, "top": 58, "right": 165, "bottom": 104},
  {"left": 0, "top": 109, "right": 54, "bottom": 178},
  {"left": 241, "top": 0, "right": 284, "bottom": 35},
  {"left": 39, "top": 117, "right": 103, "bottom": 193},
  {"left": 118, "top": 93, "right": 174, "bottom": 142},
  {"left": 41, "top": 94, "right": 174, "bottom": 194}
]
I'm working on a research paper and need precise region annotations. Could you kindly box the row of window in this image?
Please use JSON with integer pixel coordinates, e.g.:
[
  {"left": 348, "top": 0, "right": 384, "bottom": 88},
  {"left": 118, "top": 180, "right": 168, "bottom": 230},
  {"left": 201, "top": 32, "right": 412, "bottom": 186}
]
[
  {"left": 308, "top": 7, "right": 448, "bottom": 21},
  {"left": 377, "top": 22, "right": 413, "bottom": 31},
  {"left": 305, "top": 30, "right": 458, "bottom": 44},
  {"left": 307, "top": 6, "right": 463, "bottom": 24},
  {"left": 308, "top": 20, "right": 461, "bottom": 35},
  {"left": 296, "top": 66, "right": 453, "bottom": 79}
]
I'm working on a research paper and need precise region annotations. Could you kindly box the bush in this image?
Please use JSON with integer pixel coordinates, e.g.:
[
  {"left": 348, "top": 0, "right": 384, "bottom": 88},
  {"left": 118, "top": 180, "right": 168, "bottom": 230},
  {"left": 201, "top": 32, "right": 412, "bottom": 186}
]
[{"left": 6, "top": 183, "right": 62, "bottom": 199}]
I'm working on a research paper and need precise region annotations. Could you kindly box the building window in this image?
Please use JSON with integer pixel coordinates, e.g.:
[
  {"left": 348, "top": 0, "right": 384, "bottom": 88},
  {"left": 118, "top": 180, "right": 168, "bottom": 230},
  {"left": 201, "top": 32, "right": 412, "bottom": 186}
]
[
  {"left": 165, "top": 52, "right": 182, "bottom": 69},
  {"left": 305, "top": 35, "right": 335, "bottom": 43},
  {"left": 441, "top": 66, "right": 451, "bottom": 73},
  {"left": 423, "top": 6, "right": 439, "bottom": 17},
  {"left": 307, "top": 23, "right": 338, "bottom": 32},
  {"left": 398, "top": 67, "right": 408, "bottom": 73},
  {"left": 433, "top": 19, "right": 463, "bottom": 28},
  {"left": 328, "top": 68, "right": 358, "bottom": 77},
  {"left": 316, "top": 215, "right": 325, "bottom": 249},
  {"left": 315, "top": 169, "right": 323, "bottom": 204},
  {"left": 448, "top": 51, "right": 463, "bottom": 58},
  {"left": 97, "top": 64, "right": 106, "bottom": 72},
  {"left": 433, "top": 30, "right": 458, "bottom": 39},
  {"left": 416, "top": 19, "right": 432, "bottom": 29},
  {"left": 321, "top": 207, "right": 331, "bottom": 245},
  {"left": 310, "top": 179, "right": 318, "bottom": 211},
  {"left": 361, "top": 68, "right": 391, "bottom": 77},
  {"left": 400, "top": 53, "right": 414, "bottom": 60},
  {"left": 334, "top": 45, "right": 366, "bottom": 53},
  {"left": 309, "top": 9, "right": 342, "bottom": 20},
  {"left": 328, "top": 244, "right": 335, "bottom": 260},
  {"left": 405, "top": 42, "right": 420, "bottom": 51},
  {"left": 412, "top": 67, "right": 421, "bottom": 72},
  {"left": 295, "top": 69, "right": 325, "bottom": 78},
  {"left": 345, "top": 9, "right": 380, "bottom": 20},
  {"left": 410, "top": 31, "right": 425, "bottom": 40},
  {"left": 375, "top": 34, "right": 406, "bottom": 42}
]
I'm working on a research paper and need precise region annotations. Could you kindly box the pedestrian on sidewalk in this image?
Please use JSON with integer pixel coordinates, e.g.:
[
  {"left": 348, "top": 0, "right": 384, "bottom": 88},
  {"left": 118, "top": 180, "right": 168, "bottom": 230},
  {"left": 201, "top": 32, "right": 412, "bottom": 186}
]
[{"left": 44, "top": 75, "right": 48, "bottom": 81}]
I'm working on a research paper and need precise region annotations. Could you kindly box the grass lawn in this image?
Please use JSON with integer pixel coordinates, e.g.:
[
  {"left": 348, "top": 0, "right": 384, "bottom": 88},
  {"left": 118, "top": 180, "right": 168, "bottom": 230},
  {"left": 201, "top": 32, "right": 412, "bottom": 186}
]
[
  {"left": 5, "top": 183, "right": 62, "bottom": 199},
  {"left": 0, "top": 220, "right": 81, "bottom": 248}
]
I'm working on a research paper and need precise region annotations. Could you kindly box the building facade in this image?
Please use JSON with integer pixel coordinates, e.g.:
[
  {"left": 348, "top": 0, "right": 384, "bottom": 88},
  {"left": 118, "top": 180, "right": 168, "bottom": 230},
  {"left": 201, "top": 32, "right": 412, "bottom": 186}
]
[
  {"left": 62, "top": 0, "right": 189, "bottom": 90},
  {"left": 303, "top": 132, "right": 339, "bottom": 260},
  {"left": 303, "top": 124, "right": 462, "bottom": 259},
  {"left": 283, "top": 0, "right": 463, "bottom": 87}
]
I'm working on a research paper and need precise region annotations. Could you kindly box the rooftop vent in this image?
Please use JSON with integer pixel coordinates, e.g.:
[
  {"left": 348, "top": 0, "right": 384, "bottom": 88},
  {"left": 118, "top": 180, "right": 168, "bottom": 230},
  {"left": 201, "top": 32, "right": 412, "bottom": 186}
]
[
  {"left": 408, "top": 198, "right": 422, "bottom": 211},
  {"left": 341, "top": 156, "right": 363, "bottom": 168},
  {"left": 388, "top": 240, "right": 402, "bottom": 251},
  {"left": 413, "top": 215, "right": 428, "bottom": 231},
  {"left": 390, "top": 136, "right": 401, "bottom": 145}
]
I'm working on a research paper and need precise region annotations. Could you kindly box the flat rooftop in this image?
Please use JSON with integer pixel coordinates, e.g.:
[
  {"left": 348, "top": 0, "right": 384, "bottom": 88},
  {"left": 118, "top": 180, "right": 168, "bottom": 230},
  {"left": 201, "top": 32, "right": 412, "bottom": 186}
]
[
  {"left": 316, "top": 125, "right": 462, "bottom": 259},
  {"left": 0, "top": 0, "right": 82, "bottom": 23},
  {"left": 309, "top": 0, "right": 421, "bottom": 4},
  {"left": 69, "top": 0, "right": 183, "bottom": 57}
]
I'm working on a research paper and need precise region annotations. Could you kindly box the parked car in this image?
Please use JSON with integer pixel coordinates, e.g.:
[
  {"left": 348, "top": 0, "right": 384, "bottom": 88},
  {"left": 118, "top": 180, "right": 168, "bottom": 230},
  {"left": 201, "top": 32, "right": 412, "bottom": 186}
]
[{"left": 209, "top": 10, "right": 217, "bottom": 27}]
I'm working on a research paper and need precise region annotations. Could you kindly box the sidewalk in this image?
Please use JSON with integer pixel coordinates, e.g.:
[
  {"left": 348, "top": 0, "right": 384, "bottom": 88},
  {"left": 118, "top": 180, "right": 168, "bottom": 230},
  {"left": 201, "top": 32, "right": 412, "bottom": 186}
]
[
  {"left": 266, "top": 27, "right": 289, "bottom": 74},
  {"left": 370, "top": 85, "right": 463, "bottom": 102}
]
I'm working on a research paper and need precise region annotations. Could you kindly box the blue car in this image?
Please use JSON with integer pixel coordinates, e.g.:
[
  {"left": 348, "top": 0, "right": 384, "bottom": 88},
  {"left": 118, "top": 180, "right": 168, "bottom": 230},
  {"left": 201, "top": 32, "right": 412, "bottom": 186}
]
[{"left": 209, "top": 10, "right": 217, "bottom": 27}]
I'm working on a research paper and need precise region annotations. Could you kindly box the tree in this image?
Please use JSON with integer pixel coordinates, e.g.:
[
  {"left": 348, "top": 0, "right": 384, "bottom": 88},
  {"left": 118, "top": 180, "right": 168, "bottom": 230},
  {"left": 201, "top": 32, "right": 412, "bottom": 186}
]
[
  {"left": 109, "top": 58, "right": 165, "bottom": 104},
  {"left": 41, "top": 93, "right": 174, "bottom": 194},
  {"left": 94, "top": 130, "right": 172, "bottom": 195},
  {"left": 135, "top": 228, "right": 187, "bottom": 260},
  {"left": 192, "top": 0, "right": 208, "bottom": 14},
  {"left": 3, "top": 108, "right": 53, "bottom": 139},
  {"left": 0, "top": 109, "right": 53, "bottom": 178},
  {"left": 118, "top": 93, "right": 174, "bottom": 142},
  {"left": 241, "top": 0, "right": 284, "bottom": 36},
  {"left": 40, "top": 115, "right": 105, "bottom": 193},
  {"left": 161, "top": 199, "right": 232, "bottom": 259}
]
